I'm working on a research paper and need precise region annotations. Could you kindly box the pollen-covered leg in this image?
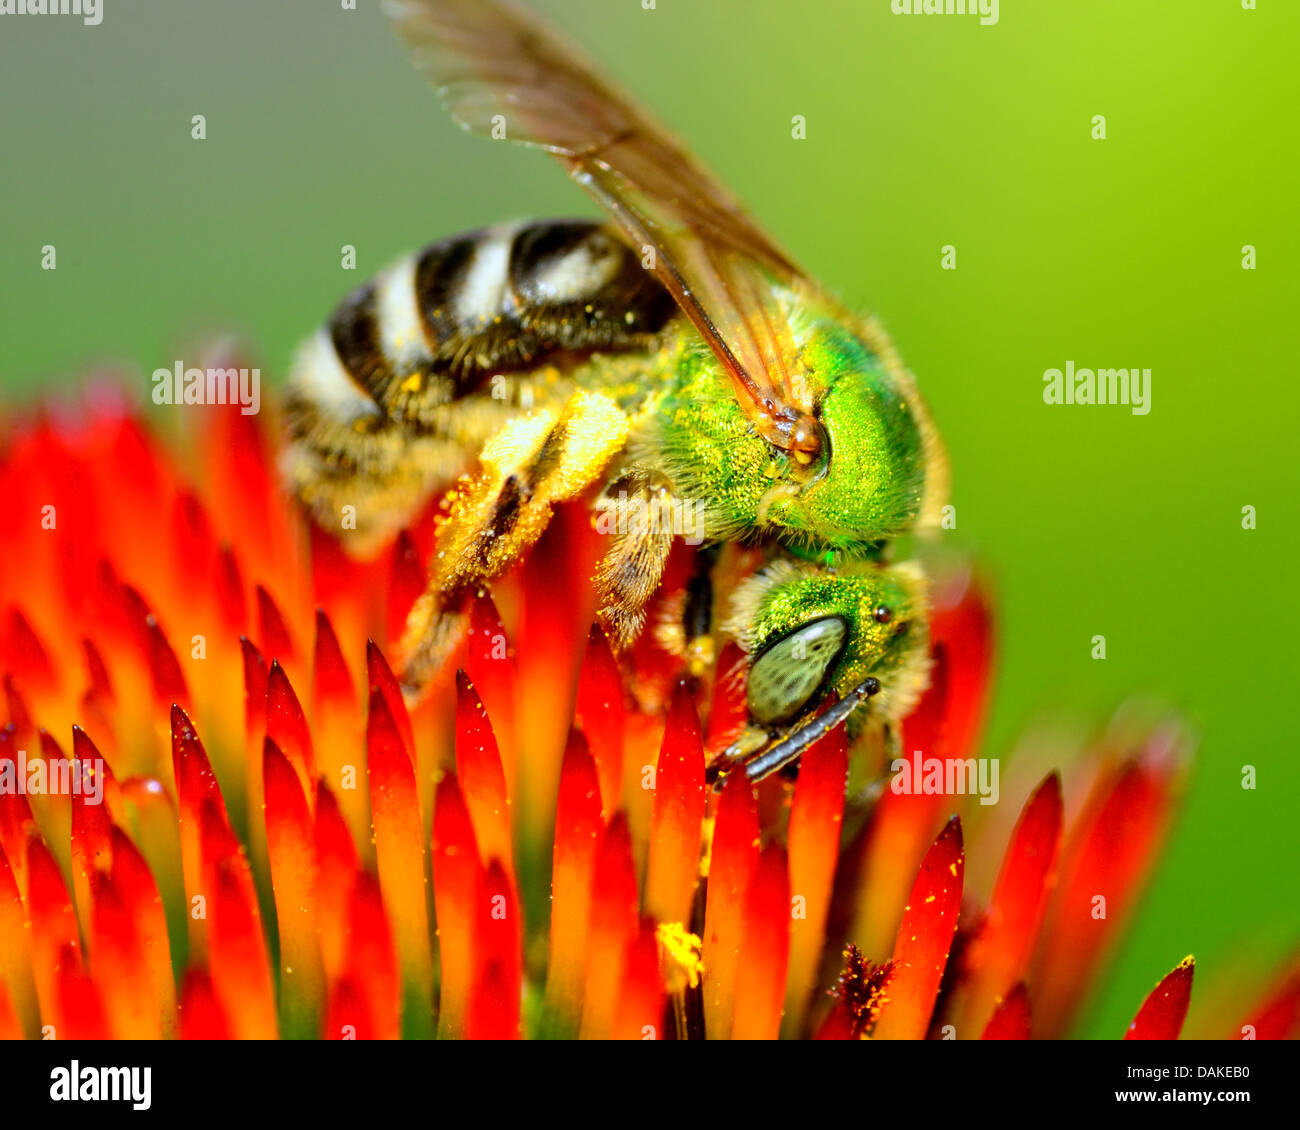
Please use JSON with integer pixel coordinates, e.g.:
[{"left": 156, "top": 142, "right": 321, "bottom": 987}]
[{"left": 399, "top": 389, "right": 630, "bottom": 693}]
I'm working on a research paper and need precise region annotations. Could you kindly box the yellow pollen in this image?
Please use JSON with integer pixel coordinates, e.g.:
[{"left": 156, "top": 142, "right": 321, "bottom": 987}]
[{"left": 656, "top": 922, "right": 704, "bottom": 991}]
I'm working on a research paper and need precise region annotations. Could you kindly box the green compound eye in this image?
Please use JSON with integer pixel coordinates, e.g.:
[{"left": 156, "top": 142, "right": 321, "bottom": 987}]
[{"left": 747, "top": 616, "right": 848, "bottom": 727}]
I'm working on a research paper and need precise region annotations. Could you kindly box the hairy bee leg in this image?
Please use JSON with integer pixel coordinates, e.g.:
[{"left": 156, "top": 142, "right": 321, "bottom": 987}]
[
  {"left": 399, "top": 388, "right": 630, "bottom": 694},
  {"left": 707, "top": 677, "right": 881, "bottom": 791},
  {"left": 592, "top": 483, "right": 683, "bottom": 649}
]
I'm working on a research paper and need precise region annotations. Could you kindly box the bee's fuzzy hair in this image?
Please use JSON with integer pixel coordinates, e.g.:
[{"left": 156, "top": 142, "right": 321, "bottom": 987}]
[
  {"left": 720, "top": 556, "right": 934, "bottom": 727},
  {"left": 720, "top": 557, "right": 808, "bottom": 655},
  {"left": 850, "top": 312, "right": 951, "bottom": 533}
]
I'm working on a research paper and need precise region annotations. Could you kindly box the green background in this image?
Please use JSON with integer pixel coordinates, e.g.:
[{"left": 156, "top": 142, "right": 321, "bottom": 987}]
[{"left": 2, "top": 0, "right": 1296, "bottom": 1037}]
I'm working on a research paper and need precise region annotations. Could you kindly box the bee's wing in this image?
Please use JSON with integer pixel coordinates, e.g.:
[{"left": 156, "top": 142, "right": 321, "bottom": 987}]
[{"left": 385, "top": 0, "right": 824, "bottom": 456}]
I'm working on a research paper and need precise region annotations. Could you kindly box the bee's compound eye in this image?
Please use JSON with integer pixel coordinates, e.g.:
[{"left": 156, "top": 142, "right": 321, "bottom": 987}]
[
  {"left": 747, "top": 616, "right": 848, "bottom": 727},
  {"left": 873, "top": 605, "right": 893, "bottom": 624}
]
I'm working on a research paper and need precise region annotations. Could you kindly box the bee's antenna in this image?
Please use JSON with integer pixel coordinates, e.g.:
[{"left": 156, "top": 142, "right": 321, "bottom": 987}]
[{"left": 712, "top": 677, "right": 880, "bottom": 791}]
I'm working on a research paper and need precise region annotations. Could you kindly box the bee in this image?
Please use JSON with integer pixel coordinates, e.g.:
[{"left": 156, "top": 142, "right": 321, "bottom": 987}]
[{"left": 282, "top": 0, "right": 948, "bottom": 784}]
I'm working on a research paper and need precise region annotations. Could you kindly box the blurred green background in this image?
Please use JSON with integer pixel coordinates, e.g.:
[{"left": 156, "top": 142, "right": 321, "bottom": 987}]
[{"left": 2, "top": 0, "right": 1297, "bottom": 1037}]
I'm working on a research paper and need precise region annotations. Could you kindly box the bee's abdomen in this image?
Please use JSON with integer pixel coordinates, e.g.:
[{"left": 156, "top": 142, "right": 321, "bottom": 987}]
[
  {"left": 294, "top": 220, "right": 674, "bottom": 424},
  {"left": 284, "top": 220, "right": 674, "bottom": 551}
]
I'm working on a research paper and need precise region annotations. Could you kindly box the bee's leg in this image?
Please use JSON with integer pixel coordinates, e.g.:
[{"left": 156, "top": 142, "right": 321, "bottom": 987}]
[
  {"left": 591, "top": 481, "right": 678, "bottom": 650},
  {"left": 398, "top": 389, "right": 630, "bottom": 694}
]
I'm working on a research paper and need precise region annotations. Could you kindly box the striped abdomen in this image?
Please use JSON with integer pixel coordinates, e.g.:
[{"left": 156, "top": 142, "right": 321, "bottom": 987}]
[{"left": 284, "top": 220, "right": 676, "bottom": 549}]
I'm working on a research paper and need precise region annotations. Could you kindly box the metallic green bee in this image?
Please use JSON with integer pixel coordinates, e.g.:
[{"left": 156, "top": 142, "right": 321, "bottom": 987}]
[{"left": 283, "top": 0, "right": 947, "bottom": 784}]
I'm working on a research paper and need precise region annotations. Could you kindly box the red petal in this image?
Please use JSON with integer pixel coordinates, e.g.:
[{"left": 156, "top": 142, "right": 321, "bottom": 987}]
[
  {"left": 109, "top": 827, "right": 175, "bottom": 1035},
  {"left": 1235, "top": 964, "right": 1300, "bottom": 1040},
  {"left": 704, "top": 642, "right": 749, "bottom": 753},
  {"left": 312, "top": 608, "right": 355, "bottom": 712},
  {"left": 0, "top": 846, "right": 36, "bottom": 1037},
  {"left": 545, "top": 731, "right": 603, "bottom": 1032},
  {"left": 0, "top": 982, "right": 23, "bottom": 1040},
  {"left": 847, "top": 670, "right": 955, "bottom": 958},
  {"left": 266, "top": 660, "right": 316, "bottom": 798},
  {"left": 514, "top": 507, "right": 597, "bottom": 849},
  {"left": 141, "top": 603, "right": 189, "bottom": 705},
  {"left": 386, "top": 529, "right": 425, "bottom": 650},
  {"left": 4, "top": 608, "right": 54, "bottom": 691},
  {"left": 239, "top": 635, "right": 269, "bottom": 740},
  {"left": 88, "top": 868, "right": 158, "bottom": 1037},
  {"left": 70, "top": 727, "right": 118, "bottom": 925},
  {"left": 785, "top": 722, "right": 847, "bottom": 1034},
  {"left": 202, "top": 803, "right": 276, "bottom": 1039},
  {"left": 314, "top": 783, "right": 358, "bottom": 984},
  {"left": 264, "top": 738, "right": 325, "bottom": 1035},
  {"left": 170, "top": 705, "right": 228, "bottom": 911},
  {"left": 180, "top": 968, "right": 230, "bottom": 1039},
  {"left": 1032, "top": 731, "right": 1184, "bottom": 1037},
  {"left": 574, "top": 624, "right": 625, "bottom": 812},
  {"left": 732, "top": 845, "right": 791, "bottom": 1040},
  {"left": 204, "top": 394, "right": 278, "bottom": 570},
  {"left": 207, "top": 861, "right": 276, "bottom": 1038},
  {"left": 612, "top": 917, "right": 665, "bottom": 1040},
  {"left": 0, "top": 731, "right": 37, "bottom": 890},
  {"left": 3, "top": 675, "right": 33, "bottom": 741},
  {"left": 342, "top": 871, "right": 400, "bottom": 1040},
  {"left": 171, "top": 489, "right": 216, "bottom": 593},
  {"left": 1125, "top": 956, "right": 1194, "bottom": 1040},
  {"left": 366, "top": 640, "right": 415, "bottom": 764},
  {"left": 55, "top": 944, "right": 108, "bottom": 1039},
  {"left": 367, "top": 687, "right": 432, "bottom": 1035},
  {"left": 951, "top": 772, "right": 1062, "bottom": 1037},
  {"left": 581, "top": 813, "right": 639, "bottom": 1039},
  {"left": 927, "top": 568, "right": 995, "bottom": 762},
  {"left": 325, "top": 977, "right": 372, "bottom": 1042},
  {"left": 465, "top": 859, "right": 521, "bottom": 1039},
  {"left": 981, "top": 983, "right": 1032, "bottom": 1040},
  {"left": 645, "top": 683, "right": 705, "bottom": 926},
  {"left": 82, "top": 637, "right": 114, "bottom": 702},
  {"left": 256, "top": 585, "right": 296, "bottom": 662},
  {"left": 432, "top": 775, "right": 480, "bottom": 1039},
  {"left": 216, "top": 546, "right": 247, "bottom": 633},
  {"left": 455, "top": 671, "right": 513, "bottom": 880},
  {"left": 701, "top": 771, "right": 760, "bottom": 1039},
  {"left": 26, "top": 835, "right": 82, "bottom": 1028},
  {"left": 463, "top": 593, "right": 518, "bottom": 796},
  {"left": 873, "top": 816, "right": 965, "bottom": 1040}
]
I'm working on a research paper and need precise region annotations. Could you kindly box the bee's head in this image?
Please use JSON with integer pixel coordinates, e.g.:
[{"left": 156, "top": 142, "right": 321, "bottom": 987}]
[
  {"left": 728, "top": 558, "right": 932, "bottom": 734},
  {"left": 757, "top": 326, "right": 949, "bottom": 553}
]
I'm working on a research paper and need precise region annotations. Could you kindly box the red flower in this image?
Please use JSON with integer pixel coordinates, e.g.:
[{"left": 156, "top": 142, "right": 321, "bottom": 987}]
[{"left": 0, "top": 386, "right": 1294, "bottom": 1040}]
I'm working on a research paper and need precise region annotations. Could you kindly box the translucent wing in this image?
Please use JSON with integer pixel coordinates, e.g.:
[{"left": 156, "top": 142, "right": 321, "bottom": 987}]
[{"left": 384, "top": 0, "right": 825, "bottom": 461}]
